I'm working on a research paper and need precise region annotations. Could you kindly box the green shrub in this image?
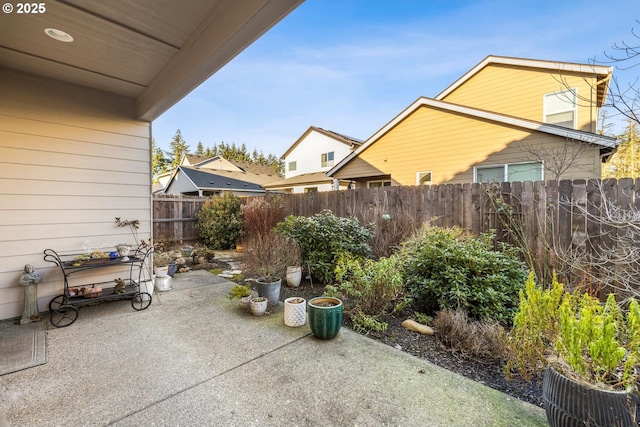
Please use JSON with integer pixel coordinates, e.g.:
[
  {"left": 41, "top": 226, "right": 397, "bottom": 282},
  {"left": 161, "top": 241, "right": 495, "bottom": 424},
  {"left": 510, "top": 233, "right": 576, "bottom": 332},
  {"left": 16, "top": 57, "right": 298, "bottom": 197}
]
[
  {"left": 506, "top": 273, "right": 640, "bottom": 391},
  {"left": 331, "top": 253, "right": 405, "bottom": 331},
  {"left": 276, "top": 210, "right": 373, "bottom": 284},
  {"left": 556, "top": 293, "right": 635, "bottom": 389},
  {"left": 350, "top": 309, "right": 389, "bottom": 333},
  {"left": 505, "top": 271, "right": 564, "bottom": 380},
  {"left": 195, "top": 193, "right": 243, "bottom": 249},
  {"left": 398, "top": 225, "right": 527, "bottom": 324}
]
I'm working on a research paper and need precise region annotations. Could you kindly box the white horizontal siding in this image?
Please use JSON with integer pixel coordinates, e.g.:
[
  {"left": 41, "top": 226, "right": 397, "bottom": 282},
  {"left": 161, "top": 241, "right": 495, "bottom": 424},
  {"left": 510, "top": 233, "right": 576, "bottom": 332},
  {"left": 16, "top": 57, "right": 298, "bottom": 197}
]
[
  {"left": 0, "top": 68, "right": 152, "bottom": 320},
  {"left": 284, "top": 131, "right": 353, "bottom": 178}
]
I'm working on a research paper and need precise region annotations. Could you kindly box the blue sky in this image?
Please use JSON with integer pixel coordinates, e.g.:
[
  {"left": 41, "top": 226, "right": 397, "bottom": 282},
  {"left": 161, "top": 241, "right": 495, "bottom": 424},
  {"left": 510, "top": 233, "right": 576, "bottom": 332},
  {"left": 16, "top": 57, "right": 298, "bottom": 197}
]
[{"left": 152, "top": 0, "right": 640, "bottom": 157}]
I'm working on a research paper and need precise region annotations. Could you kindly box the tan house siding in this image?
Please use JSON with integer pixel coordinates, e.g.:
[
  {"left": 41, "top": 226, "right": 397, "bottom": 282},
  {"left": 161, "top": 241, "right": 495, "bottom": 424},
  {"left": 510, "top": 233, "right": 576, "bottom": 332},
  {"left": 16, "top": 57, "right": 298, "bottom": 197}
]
[
  {"left": 0, "top": 68, "right": 152, "bottom": 320},
  {"left": 333, "top": 105, "right": 602, "bottom": 187},
  {"left": 440, "top": 64, "right": 601, "bottom": 133}
]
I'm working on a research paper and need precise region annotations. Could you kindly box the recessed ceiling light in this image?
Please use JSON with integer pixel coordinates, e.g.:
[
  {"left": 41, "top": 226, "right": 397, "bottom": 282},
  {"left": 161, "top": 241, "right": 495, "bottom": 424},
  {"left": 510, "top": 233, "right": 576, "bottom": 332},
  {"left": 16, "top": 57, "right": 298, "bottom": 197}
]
[{"left": 44, "top": 28, "right": 74, "bottom": 42}]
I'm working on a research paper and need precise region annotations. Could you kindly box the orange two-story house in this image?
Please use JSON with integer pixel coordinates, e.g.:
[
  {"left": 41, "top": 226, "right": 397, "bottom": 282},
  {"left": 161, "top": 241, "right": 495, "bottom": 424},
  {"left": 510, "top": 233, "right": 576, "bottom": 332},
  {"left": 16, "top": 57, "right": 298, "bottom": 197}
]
[{"left": 328, "top": 56, "right": 618, "bottom": 187}]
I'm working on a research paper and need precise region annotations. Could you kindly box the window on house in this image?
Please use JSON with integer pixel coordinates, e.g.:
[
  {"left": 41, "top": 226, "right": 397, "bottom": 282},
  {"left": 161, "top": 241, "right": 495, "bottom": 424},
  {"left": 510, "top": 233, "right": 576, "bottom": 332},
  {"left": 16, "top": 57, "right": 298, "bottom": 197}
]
[
  {"left": 321, "top": 151, "right": 335, "bottom": 167},
  {"left": 416, "top": 171, "right": 432, "bottom": 185},
  {"left": 288, "top": 161, "right": 297, "bottom": 172},
  {"left": 544, "top": 88, "right": 577, "bottom": 129},
  {"left": 304, "top": 187, "right": 318, "bottom": 193},
  {"left": 368, "top": 180, "right": 391, "bottom": 188},
  {"left": 475, "top": 162, "right": 543, "bottom": 183}
]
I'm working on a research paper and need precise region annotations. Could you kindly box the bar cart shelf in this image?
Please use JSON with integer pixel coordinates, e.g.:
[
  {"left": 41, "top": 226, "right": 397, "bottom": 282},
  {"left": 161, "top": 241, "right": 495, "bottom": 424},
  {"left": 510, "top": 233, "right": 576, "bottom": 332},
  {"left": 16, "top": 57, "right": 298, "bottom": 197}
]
[{"left": 44, "top": 245, "right": 153, "bottom": 328}]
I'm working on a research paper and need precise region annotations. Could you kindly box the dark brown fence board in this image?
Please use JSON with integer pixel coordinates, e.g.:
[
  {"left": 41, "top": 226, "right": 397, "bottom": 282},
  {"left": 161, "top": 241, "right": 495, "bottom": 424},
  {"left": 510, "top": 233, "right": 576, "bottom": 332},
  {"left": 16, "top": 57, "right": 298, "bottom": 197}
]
[{"left": 557, "top": 180, "right": 573, "bottom": 252}]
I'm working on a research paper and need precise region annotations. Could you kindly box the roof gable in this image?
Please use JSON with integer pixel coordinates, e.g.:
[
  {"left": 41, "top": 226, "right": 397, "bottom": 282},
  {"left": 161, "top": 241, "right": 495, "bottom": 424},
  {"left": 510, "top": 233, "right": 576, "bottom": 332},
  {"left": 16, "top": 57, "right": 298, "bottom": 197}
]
[
  {"left": 436, "top": 55, "right": 612, "bottom": 106},
  {"left": 281, "top": 126, "right": 362, "bottom": 159}
]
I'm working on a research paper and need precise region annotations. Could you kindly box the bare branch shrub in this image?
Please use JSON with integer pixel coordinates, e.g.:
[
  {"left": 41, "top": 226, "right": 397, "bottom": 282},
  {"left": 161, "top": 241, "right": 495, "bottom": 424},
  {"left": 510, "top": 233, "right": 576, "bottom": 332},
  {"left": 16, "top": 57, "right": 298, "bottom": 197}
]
[
  {"left": 551, "top": 180, "right": 640, "bottom": 302},
  {"left": 241, "top": 231, "right": 301, "bottom": 279},
  {"left": 484, "top": 185, "right": 555, "bottom": 283},
  {"left": 346, "top": 197, "right": 420, "bottom": 259},
  {"left": 241, "top": 194, "right": 288, "bottom": 239},
  {"left": 433, "top": 308, "right": 508, "bottom": 362}
]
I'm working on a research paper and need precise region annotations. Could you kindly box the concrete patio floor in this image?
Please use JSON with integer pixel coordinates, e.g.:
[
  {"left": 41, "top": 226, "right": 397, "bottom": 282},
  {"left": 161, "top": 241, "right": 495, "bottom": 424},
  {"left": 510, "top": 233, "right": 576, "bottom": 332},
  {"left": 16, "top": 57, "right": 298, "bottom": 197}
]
[{"left": 0, "top": 270, "right": 547, "bottom": 427}]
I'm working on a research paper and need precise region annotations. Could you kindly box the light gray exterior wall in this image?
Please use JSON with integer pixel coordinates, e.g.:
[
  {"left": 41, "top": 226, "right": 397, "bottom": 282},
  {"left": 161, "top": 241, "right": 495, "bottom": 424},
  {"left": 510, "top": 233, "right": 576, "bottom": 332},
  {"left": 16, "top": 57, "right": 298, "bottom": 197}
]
[{"left": 0, "top": 68, "right": 152, "bottom": 320}]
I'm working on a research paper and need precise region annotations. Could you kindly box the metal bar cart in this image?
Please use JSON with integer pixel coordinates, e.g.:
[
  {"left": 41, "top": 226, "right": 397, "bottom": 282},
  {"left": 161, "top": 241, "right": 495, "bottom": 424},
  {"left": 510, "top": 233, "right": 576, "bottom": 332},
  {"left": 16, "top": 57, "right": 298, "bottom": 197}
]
[{"left": 43, "top": 244, "right": 153, "bottom": 327}]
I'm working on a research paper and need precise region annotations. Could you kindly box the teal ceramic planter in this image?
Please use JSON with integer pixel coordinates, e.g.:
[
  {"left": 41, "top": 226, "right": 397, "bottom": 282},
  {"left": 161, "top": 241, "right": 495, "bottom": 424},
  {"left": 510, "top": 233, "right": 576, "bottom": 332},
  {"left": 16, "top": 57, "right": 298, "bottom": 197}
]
[{"left": 308, "top": 297, "right": 343, "bottom": 340}]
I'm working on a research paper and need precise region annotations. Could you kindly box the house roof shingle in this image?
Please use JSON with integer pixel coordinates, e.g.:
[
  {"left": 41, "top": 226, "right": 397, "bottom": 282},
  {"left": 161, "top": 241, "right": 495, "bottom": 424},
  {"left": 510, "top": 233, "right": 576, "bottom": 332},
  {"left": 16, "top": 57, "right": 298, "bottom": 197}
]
[{"left": 176, "top": 166, "right": 265, "bottom": 193}]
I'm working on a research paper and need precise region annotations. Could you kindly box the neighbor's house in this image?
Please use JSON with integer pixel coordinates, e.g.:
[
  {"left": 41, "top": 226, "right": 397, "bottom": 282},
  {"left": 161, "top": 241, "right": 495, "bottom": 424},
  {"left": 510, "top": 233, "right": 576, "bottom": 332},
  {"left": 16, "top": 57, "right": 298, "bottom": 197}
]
[
  {"left": 263, "top": 126, "right": 362, "bottom": 192},
  {"left": 161, "top": 164, "right": 280, "bottom": 197},
  {"left": 327, "top": 56, "right": 618, "bottom": 188},
  {"left": 0, "top": 0, "right": 302, "bottom": 320},
  {"left": 157, "top": 153, "right": 279, "bottom": 193},
  {"left": 157, "top": 153, "right": 275, "bottom": 187}
]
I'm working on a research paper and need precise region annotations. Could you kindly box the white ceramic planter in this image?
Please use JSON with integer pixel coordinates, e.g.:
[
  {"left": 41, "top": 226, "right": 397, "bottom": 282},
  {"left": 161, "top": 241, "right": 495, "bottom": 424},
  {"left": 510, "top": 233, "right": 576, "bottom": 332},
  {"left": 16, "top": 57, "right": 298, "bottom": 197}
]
[
  {"left": 250, "top": 298, "right": 268, "bottom": 316},
  {"left": 154, "top": 266, "right": 169, "bottom": 278},
  {"left": 286, "top": 266, "right": 302, "bottom": 287},
  {"left": 116, "top": 245, "right": 131, "bottom": 261},
  {"left": 284, "top": 297, "right": 306, "bottom": 327}
]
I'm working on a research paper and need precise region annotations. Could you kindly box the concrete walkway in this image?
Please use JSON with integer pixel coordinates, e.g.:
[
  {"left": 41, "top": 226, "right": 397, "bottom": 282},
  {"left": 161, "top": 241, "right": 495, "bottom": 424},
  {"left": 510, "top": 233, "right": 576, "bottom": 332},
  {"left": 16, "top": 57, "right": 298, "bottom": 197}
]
[{"left": 0, "top": 271, "right": 547, "bottom": 427}]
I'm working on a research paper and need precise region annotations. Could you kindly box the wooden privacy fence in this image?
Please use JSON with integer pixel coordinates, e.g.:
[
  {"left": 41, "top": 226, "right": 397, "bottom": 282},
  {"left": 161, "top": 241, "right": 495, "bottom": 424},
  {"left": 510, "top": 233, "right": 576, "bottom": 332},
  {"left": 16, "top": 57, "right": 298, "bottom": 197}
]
[
  {"left": 153, "top": 196, "right": 206, "bottom": 243},
  {"left": 154, "top": 178, "right": 640, "bottom": 255}
]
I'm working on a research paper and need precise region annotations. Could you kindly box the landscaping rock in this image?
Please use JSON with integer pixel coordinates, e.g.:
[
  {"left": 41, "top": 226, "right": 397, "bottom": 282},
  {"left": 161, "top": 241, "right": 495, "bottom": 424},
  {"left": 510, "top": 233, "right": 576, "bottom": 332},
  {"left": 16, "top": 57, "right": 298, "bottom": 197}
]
[{"left": 402, "top": 319, "right": 434, "bottom": 335}]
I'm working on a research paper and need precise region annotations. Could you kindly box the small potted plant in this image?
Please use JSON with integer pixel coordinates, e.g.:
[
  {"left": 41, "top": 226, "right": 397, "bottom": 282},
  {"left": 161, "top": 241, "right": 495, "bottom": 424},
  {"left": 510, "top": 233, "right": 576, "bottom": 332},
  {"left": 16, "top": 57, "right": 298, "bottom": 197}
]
[
  {"left": 153, "top": 252, "right": 174, "bottom": 278},
  {"left": 284, "top": 239, "right": 303, "bottom": 287},
  {"left": 242, "top": 231, "right": 291, "bottom": 307},
  {"left": 250, "top": 297, "right": 268, "bottom": 316},
  {"left": 180, "top": 243, "right": 194, "bottom": 258},
  {"left": 115, "top": 243, "right": 132, "bottom": 260},
  {"left": 227, "top": 284, "right": 253, "bottom": 310}
]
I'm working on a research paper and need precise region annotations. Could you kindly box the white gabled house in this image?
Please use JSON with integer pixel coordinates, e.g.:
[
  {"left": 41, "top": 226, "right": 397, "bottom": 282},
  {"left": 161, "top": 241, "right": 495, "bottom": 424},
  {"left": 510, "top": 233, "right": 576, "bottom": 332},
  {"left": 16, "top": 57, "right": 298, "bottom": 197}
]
[{"left": 264, "top": 126, "right": 362, "bottom": 193}]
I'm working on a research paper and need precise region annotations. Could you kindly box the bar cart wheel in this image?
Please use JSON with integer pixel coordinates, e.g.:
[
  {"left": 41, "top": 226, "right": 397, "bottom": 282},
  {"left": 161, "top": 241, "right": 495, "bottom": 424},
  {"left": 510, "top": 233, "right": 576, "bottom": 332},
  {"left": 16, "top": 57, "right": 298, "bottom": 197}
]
[
  {"left": 48, "top": 294, "right": 67, "bottom": 311},
  {"left": 51, "top": 305, "right": 79, "bottom": 328},
  {"left": 132, "top": 293, "right": 152, "bottom": 311}
]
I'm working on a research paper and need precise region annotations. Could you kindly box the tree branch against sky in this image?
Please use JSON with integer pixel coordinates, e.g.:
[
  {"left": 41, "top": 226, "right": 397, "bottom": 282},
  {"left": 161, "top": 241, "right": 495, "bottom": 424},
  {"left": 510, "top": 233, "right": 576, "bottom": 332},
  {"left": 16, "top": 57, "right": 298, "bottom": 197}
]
[{"left": 593, "top": 20, "right": 640, "bottom": 127}]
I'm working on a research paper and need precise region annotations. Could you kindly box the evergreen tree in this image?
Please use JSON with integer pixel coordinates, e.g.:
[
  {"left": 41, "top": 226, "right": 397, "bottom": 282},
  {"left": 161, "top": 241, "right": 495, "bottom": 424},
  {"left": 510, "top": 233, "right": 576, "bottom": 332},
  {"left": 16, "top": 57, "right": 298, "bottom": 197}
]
[
  {"left": 202, "top": 141, "right": 284, "bottom": 176},
  {"left": 169, "top": 129, "right": 189, "bottom": 169},
  {"left": 195, "top": 141, "right": 205, "bottom": 156},
  {"left": 603, "top": 119, "right": 640, "bottom": 179},
  {"left": 151, "top": 138, "right": 169, "bottom": 183}
]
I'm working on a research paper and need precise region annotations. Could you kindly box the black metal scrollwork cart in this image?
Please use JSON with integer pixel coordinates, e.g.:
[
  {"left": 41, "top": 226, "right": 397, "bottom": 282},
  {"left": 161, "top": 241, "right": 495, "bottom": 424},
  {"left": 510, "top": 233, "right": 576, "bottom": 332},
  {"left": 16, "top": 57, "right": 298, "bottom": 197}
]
[{"left": 43, "top": 245, "right": 153, "bottom": 328}]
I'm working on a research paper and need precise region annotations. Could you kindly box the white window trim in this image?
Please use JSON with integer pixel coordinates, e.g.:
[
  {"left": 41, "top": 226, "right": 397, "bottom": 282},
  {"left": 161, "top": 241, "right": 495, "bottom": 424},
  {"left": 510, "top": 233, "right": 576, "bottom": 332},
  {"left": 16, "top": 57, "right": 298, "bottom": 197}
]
[
  {"left": 416, "top": 171, "right": 432, "bottom": 185},
  {"left": 474, "top": 161, "right": 544, "bottom": 183},
  {"left": 543, "top": 88, "right": 578, "bottom": 129},
  {"left": 321, "top": 152, "right": 335, "bottom": 168},
  {"left": 288, "top": 161, "right": 297, "bottom": 172}
]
